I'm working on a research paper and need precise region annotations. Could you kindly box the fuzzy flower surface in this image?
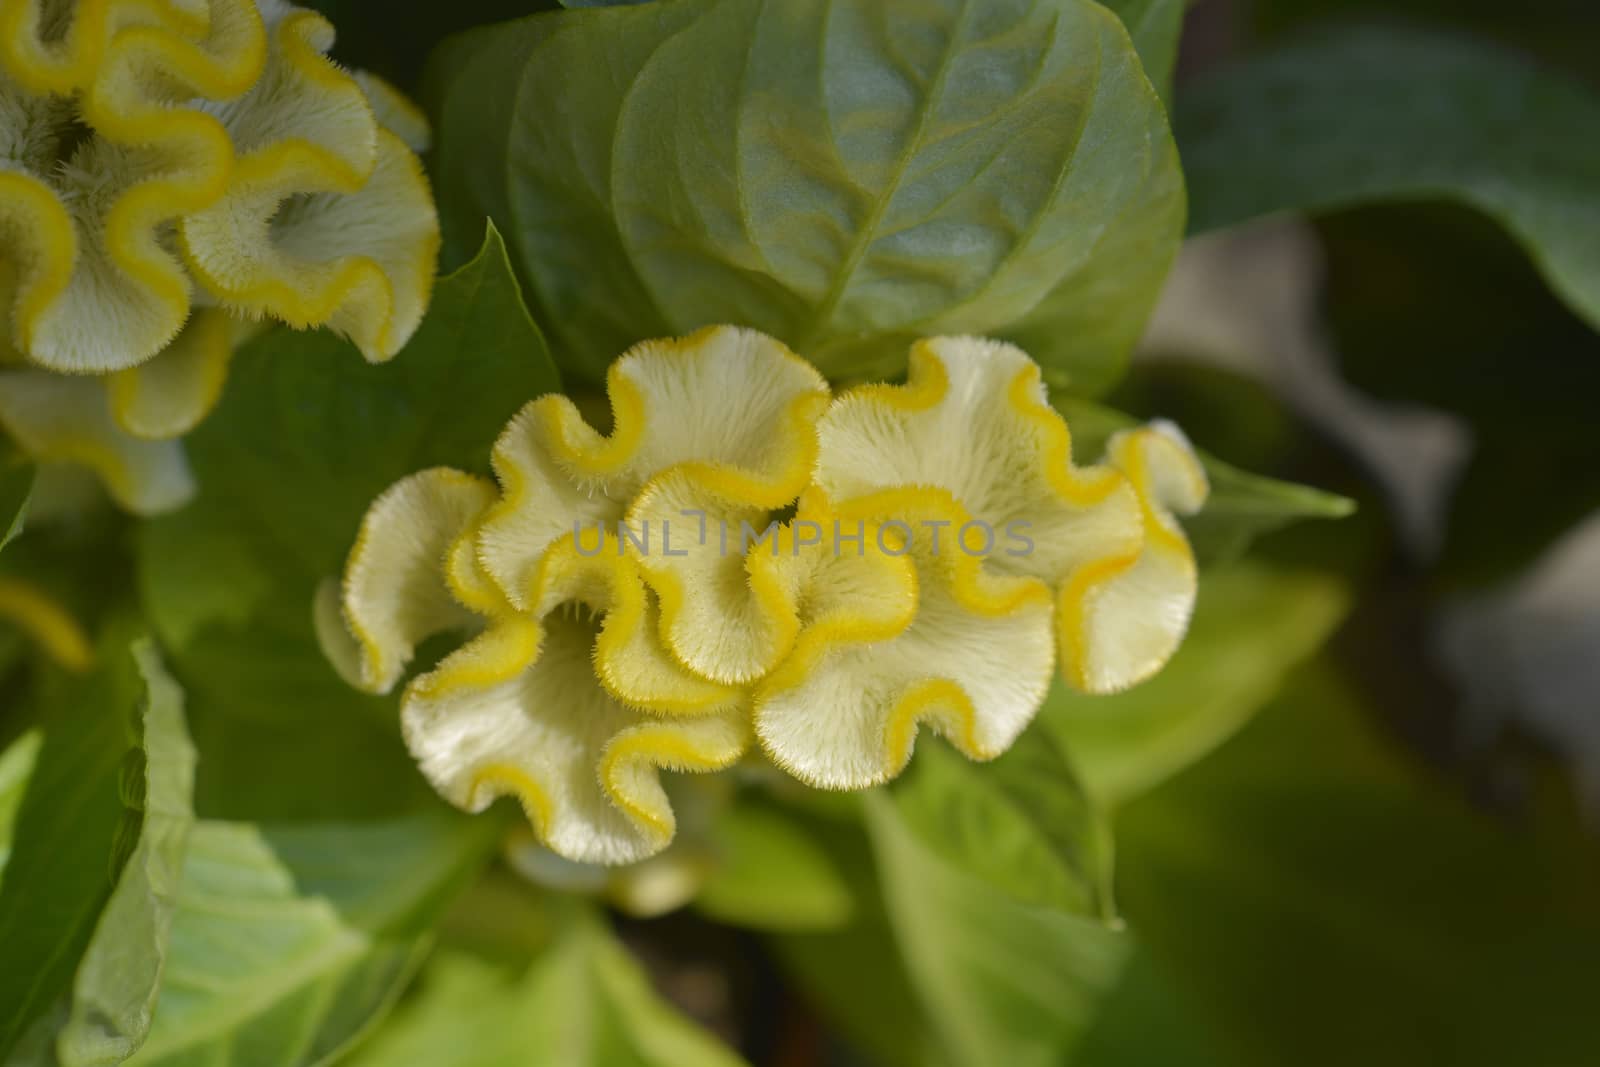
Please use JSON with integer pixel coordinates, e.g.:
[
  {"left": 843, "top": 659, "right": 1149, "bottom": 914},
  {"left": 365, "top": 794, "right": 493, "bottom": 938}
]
[
  {"left": 323, "top": 327, "right": 1209, "bottom": 864},
  {"left": 0, "top": 0, "right": 439, "bottom": 512}
]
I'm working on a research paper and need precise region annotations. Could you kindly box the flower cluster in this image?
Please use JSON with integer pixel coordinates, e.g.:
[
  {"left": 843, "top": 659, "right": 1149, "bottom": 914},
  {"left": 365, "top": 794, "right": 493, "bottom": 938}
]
[
  {"left": 322, "top": 327, "right": 1208, "bottom": 864},
  {"left": 0, "top": 0, "right": 438, "bottom": 513}
]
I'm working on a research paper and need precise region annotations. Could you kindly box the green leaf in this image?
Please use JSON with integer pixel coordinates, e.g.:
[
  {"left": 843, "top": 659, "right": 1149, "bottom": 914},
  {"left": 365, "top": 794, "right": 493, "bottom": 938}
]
[
  {"left": 137, "top": 224, "right": 558, "bottom": 820},
  {"left": 693, "top": 800, "right": 854, "bottom": 931},
  {"left": 1178, "top": 26, "right": 1600, "bottom": 335},
  {"left": 346, "top": 904, "right": 748, "bottom": 1067},
  {"left": 56, "top": 643, "right": 196, "bottom": 1067},
  {"left": 0, "top": 632, "right": 147, "bottom": 1060},
  {"left": 768, "top": 808, "right": 945, "bottom": 1067},
  {"left": 890, "top": 729, "right": 1115, "bottom": 919},
  {"left": 863, "top": 791, "right": 1229, "bottom": 1067},
  {"left": 0, "top": 731, "right": 42, "bottom": 875},
  {"left": 1056, "top": 396, "right": 1355, "bottom": 564},
  {"left": 0, "top": 637, "right": 194, "bottom": 1066},
  {"left": 1115, "top": 662, "right": 1600, "bottom": 1067},
  {"left": 0, "top": 464, "right": 32, "bottom": 554},
  {"left": 124, "top": 812, "right": 502, "bottom": 1067},
  {"left": 1042, "top": 560, "right": 1350, "bottom": 808},
  {"left": 431, "top": 0, "right": 1183, "bottom": 392},
  {"left": 1095, "top": 0, "right": 1184, "bottom": 101},
  {"left": 1182, "top": 456, "right": 1358, "bottom": 566}
]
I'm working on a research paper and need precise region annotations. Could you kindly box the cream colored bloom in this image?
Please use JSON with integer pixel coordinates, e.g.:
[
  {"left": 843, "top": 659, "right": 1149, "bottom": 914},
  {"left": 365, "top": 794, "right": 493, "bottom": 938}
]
[
  {"left": 323, "top": 328, "right": 1210, "bottom": 861},
  {"left": 323, "top": 327, "right": 827, "bottom": 864},
  {"left": 754, "top": 337, "right": 1209, "bottom": 788},
  {"left": 0, "top": 0, "right": 438, "bottom": 512}
]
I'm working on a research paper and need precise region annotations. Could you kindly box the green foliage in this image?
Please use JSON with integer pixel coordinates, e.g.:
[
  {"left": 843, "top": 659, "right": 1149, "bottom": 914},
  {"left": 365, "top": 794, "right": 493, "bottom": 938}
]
[
  {"left": 694, "top": 800, "right": 855, "bottom": 931},
  {"left": 1095, "top": 0, "right": 1185, "bottom": 101},
  {"left": 1179, "top": 25, "right": 1600, "bottom": 334},
  {"left": 124, "top": 812, "right": 502, "bottom": 1067},
  {"left": 862, "top": 790, "right": 1228, "bottom": 1067},
  {"left": 1043, "top": 560, "right": 1351, "bottom": 806},
  {"left": 768, "top": 813, "right": 944, "bottom": 1067},
  {"left": 1057, "top": 396, "right": 1357, "bottom": 565},
  {"left": 346, "top": 903, "right": 747, "bottom": 1067},
  {"left": 138, "top": 225, "right": 557, "bottom": 819},
  {"left": 0, "top": 463, "right": 31, "bottom": 553},
  {"left": 10, "top": 0, "right": 1600, "bottom": 1064},
  {"left": 430, "top": 0, "right": 1183, "bottom": 392},
  {"left": 891, "top": 727, "right": 1115, "bottom": 918},
  {"left": 0, "top": 638, "right": 193, "bottom": 1066},
  {"left": 1116, "top": 663, "right": 1600, "bottom": 1067},
  {"left": 55, "top": 644, "right": 195, "bottom": 1067}
]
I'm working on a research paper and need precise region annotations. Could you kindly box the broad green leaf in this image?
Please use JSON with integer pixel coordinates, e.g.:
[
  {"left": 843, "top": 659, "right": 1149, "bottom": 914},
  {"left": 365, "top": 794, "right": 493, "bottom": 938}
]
[
  {"left": 0, "top": 464, "right": 32, "bottom": 553},
  {"left": 138, "top": 224, "right": 558, "bottom": 820},
  {"left": 346, "top": 904, "right": 747, "bottom": 1067},
  {"left": 0, "top": 631, "right": 147, "bottom": 1060},
  {"left": 1116, "top": 663, "right": 1600, "bottom": 1067},
  {"left": 124, "top": 812, "right": 502, "bottom": 1067},
  {"left": 1095, "top": 0, "right": 1184, "bottom": 101},
  {"left": 863, "top": 791, "right": 1230, "bottom": 1067},
  {"left": 431, "top": 0, "right": 1184, "bottom": 392},
  {"left": 1043, "top": 560, "right": 1350, "bottom": 807},
  {"left": 1178, "top": 26, "right": 1600, "bottom": 335},
  {"left": 693, "top": 800, "right": 854, "bottom": 931},
  {"left": 891, "top": 729, "right": 1115, "bottom": 919},
  {"left": 56, "top": 643, "right": 196, "bottom": 1067},
  {"left": 0, "top": 637, "right": 193, "bottom": 1066},
  {"left": 1056, "top": 395, "right": 1355, "bottom": 565}
]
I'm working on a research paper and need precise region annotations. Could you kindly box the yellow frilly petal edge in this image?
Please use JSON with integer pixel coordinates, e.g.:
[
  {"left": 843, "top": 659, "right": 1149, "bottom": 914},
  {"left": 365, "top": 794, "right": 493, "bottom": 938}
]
[
  {"left": 333, "top": 467, "right": 493, "bottom": 695},
  {"left": 1056, "top": 421, "right": 1209, "bottom": 694},
  {"left": 477, "top": 327, "right": 828, "bottom": 683},
  {"left": 751, "top": 491, "right": 1056, "bottom": 789},
  {"left": 0, "top": 370, "right": 193, "bottom": 514},
  {"left": 814, "top": 335, "right": 1143, "bottom": 588},
  {"left": 535, "top": 325, "right": 828, "bottom": 500},
  {"left": 401, "top": 613, "right": 750, "bottom": 866},
  {"left": 179, "top": 9, "right": 439, "bottom": 362},
  {"left": 4, "top": 0, "right": 268, "bottom": 372},
  {"left": 526, "top": 533, "right": 743, "bottom": 716},
  {"left": 105, "top": 308, "right": 235, "bottom": 439}
]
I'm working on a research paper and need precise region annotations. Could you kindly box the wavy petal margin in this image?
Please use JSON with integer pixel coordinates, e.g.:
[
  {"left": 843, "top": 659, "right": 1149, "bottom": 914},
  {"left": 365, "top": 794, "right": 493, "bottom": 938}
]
[
  {"left": 815, "top": 336, "right": 1143, "bottom": 595},
  {"left": 1057, "top": 421, "right": 1209, "bottom": 694},
  {"left": 402, "top": 613, "right": 749, "bottom": 865},
  {"left": 7, "top": 0, "right": 266, "bottom": 372},
  {"left": 752, "top": 494, "right": 1054, "bottom": 789},
  {"left": 477, "top": 325, "right": 828, "bottom": 622},
  {"left": 0, "top": 371, "right": 193, "bottom": 514},
  {"left": 335, "top": 467, "right": 494, "bottom": 694}
]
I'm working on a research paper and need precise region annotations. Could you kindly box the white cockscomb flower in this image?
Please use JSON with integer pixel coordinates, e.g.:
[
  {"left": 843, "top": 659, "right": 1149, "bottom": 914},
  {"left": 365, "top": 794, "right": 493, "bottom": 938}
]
[{"left": 0, "top": 0, "right": 438, "bottom": 512}]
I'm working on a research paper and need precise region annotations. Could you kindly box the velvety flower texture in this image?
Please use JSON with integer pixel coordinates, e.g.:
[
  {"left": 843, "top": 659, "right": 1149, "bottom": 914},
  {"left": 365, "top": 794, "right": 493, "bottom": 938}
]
[
  {"left": 0, "top": 0, "right": 439, "bottom": 512},
  {"left": 322, "top": 327, "right": 1209, "bottom": 864}
]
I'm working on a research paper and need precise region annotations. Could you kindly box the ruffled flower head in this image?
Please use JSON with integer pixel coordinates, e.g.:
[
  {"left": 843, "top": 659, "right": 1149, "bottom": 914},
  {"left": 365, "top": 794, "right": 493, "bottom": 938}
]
[
  {"left": 323, "top": 328, "right": 1209, "bottom": 863},
  {"left": 321, "top": 327, "right": 827, "bottom": 864},
  {"left": 0, "top": 0, "right": 439, "bottom": 512}
]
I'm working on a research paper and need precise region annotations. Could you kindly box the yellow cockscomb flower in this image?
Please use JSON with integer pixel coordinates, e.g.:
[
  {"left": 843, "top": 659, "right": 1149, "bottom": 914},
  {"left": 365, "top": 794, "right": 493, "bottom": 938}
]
[
  {"left": 321, "top": 328, "right": 1209, "bottom": 862},
  {"left": 0, "top": 0, "right": 439, "bottom": 513},
  {"left": 320, "top": 327, "right": 827, "bottom": 864},
  {"left": 753, "top": 337, "right": 1208, "bottom": 788}
]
